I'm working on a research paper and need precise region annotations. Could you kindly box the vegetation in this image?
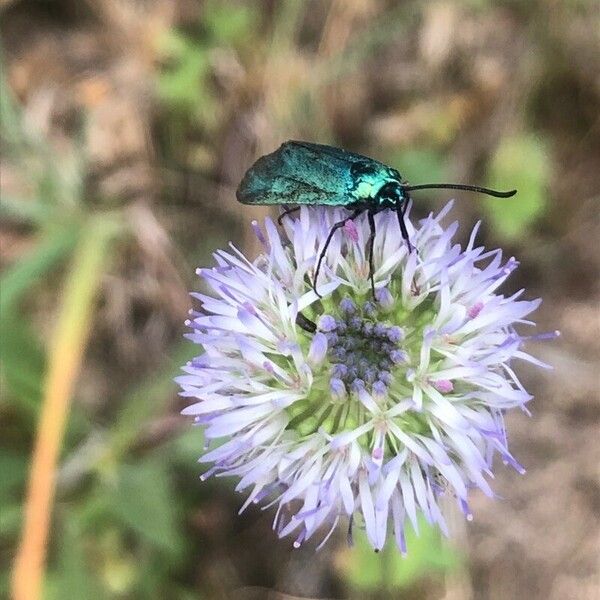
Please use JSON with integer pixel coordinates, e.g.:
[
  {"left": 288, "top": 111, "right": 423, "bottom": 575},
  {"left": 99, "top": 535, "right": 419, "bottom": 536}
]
[{"left": 1, "top": 1, "right": 598, "bottom": 598}]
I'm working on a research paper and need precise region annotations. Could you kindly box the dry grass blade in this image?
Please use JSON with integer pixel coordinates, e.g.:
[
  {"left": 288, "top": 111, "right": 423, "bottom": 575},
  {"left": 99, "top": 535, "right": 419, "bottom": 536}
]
[{"left": 11, "top": 217, "right": 117, "bottom": 600}]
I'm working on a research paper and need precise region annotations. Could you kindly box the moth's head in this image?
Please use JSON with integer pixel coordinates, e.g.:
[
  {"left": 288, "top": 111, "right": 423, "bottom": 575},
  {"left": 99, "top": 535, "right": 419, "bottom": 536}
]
[{"left": 374, "top": 178, "right": 409, "bottom": 208}]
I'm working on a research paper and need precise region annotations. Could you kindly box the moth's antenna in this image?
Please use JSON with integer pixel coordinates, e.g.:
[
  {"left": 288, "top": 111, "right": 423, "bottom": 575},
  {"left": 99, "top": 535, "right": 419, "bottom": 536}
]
[{"left": 404, "top": 183, "right": 517, "bottom": 198}]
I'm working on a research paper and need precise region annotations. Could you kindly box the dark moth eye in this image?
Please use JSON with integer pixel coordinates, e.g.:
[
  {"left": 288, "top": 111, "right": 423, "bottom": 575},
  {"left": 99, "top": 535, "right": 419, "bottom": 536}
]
[
  {"left": 375, "top": 181, "right": 401, "bottom": 201},
  {"left": 350, "top": 162, "right": 376, "bottom": 178}
]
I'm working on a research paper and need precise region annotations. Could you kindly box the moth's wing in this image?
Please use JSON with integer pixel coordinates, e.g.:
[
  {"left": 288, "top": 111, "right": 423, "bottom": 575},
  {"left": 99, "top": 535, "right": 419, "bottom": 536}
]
[
  {"left": 289, "top": 140, "right": 378, "bottom": 165},
  {"left": 236, "top": 141, "right": 360, "bottom": 206}
]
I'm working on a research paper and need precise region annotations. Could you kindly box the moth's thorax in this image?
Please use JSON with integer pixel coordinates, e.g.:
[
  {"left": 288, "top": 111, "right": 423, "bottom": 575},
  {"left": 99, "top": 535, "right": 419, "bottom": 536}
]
[
  {"left": 348, "top": 163, "right": 404, "bottom": 206},
  {"left": 351, "top": 177, "right": 381, "bottom": 200}
]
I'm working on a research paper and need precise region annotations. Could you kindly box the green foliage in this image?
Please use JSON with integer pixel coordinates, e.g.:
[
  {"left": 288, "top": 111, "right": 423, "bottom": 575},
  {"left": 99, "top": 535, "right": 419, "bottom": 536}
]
[
  {"left": 389, "top": 148, "right": 449, "bottom": 187},
  {"left": 0, "top": 451, "right": 28, "bottom": 504},
  {"left": 342, "top": 517, "right": 460, "bottom": 592},
  {"left": 0, "top": 502, "right": 21, "bottom": 539},
  {"left": 108, "top": 460, "right": 181, "bottom": 552},
  {"left": 109, "top": 343, "right": 197, "bottom": 461},
  {"left": 0, "top": 195, "right": 53, "bottom": 224},
  {"left": 0, "top": 316, "right": 46, "bottom": 415},
  {"left": 458, "top": 0, "right": 493, "bottom": 10},
  {"left": 203, "top": 0, "right": 255, "bottom": 45},
  {"left": 156, "top": 32, "right": 213, "bottom": 119},
  {"left": 156, "top": 0, "right": 256, "bottom": 139},
  {"left": 0, "top": 224, "right": 80, "bottom": 316},
  {"left": 47, "top": 518, "right": 105, "bottom": 600},
  {"left": 484, "top": 133, "right": 550, "bottom": 240}
]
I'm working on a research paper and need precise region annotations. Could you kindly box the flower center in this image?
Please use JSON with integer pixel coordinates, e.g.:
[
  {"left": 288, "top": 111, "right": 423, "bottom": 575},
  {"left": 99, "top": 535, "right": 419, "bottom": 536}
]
[{"left": 320, "top": 298, "right": 405, "bottom": 397}]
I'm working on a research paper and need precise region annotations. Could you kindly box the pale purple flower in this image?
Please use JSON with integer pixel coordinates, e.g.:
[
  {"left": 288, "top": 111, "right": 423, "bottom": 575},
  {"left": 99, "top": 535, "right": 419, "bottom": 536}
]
[{"left": 177, "top": 202, "right": 557, "bottom": 553}]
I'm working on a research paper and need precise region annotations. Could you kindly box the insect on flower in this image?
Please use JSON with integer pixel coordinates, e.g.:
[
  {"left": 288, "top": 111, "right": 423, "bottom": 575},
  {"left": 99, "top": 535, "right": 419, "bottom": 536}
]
[{"left": 236, "top": 141, "right": 516, "bottom": 297}]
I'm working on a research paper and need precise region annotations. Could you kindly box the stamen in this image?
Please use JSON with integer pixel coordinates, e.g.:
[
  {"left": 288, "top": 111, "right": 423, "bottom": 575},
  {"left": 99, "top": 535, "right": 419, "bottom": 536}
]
[
  {"left": 432, "top": 379, "right": 454, "bottom": 394},
  {"left": 467, "top": 301, "right": 484, "bottom": 319},
  {"left": 344, "top": 219, "right": 359, "bottom": 242}
]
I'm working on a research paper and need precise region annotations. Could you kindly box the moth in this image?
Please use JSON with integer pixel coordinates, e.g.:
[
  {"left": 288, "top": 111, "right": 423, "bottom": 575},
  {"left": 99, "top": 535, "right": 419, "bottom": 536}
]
[{"left": 237, "top": 141, "right": 516, "bottom": 297}]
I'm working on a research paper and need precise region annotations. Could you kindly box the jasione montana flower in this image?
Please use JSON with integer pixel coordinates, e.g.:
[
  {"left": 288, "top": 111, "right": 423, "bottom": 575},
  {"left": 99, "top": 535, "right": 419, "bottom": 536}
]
[{"left": 177, "top": 202, "right": 557, "bottom": 552}]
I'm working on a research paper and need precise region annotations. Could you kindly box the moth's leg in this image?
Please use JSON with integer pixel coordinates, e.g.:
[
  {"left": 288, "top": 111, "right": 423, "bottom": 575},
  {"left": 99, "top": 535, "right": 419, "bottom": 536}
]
[
  {"left": 367, "top": 210, "right": 377, "bottom": 298},
  {"left": 295, "top": 312, "right": 317, "bottom": 333},
  {"left": 396, "top": 200, "right": 420, "bottom": 294},
  {"left": 313, "top": 209, "right": 363, "bottom": 298},
  {"left": 277, "top": 206, "right": 301, "bottom": 225},
  {"left": 395, "top": 198, "right": 414, "bottom": 253}
]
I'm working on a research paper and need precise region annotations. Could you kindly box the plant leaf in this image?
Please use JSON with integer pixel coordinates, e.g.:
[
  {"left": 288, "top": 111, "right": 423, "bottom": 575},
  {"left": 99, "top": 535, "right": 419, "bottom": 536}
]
[
  {"left": 46, "top": 517, "right": 104, "bottom": 600},
  {"left": 0, "top": 316, "right": 45, "bottom": 415},
  {"left": 109, "top": 342, "right": 196, "bottom": 461},
  {"left": 109, "top": 460, "right": 181, "bottom": 553},
  {"left": 0, "top": 223, "right": 80, "bottom": 315},
  {"left": 485, "top": 134, "right": 549, "bottom": 240}
]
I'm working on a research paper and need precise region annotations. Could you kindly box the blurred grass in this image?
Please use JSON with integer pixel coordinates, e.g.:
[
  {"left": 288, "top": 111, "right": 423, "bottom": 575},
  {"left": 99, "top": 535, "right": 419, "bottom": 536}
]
[{"left": 13, "top": 215, "right": 117, "bottom": 600}]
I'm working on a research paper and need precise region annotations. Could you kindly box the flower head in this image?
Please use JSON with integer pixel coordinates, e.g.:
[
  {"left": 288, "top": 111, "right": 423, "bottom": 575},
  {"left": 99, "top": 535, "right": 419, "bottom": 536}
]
[{"left": 177, "top": 202, "right": 557, "bottom": 552}]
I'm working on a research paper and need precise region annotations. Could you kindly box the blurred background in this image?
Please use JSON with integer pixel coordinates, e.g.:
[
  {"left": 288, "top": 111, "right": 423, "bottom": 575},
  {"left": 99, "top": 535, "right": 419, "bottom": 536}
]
[{"left": 1, "top": 1, "right": 599, "bottom": 598}]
